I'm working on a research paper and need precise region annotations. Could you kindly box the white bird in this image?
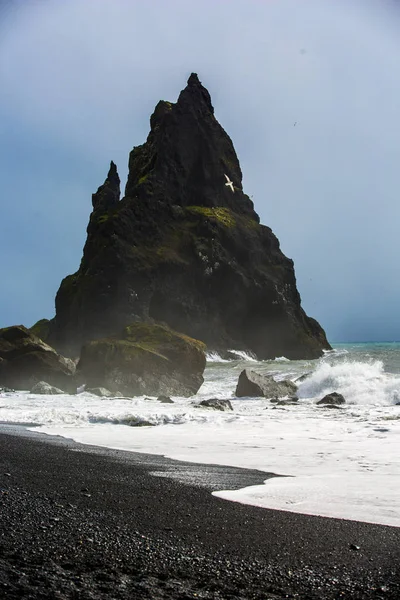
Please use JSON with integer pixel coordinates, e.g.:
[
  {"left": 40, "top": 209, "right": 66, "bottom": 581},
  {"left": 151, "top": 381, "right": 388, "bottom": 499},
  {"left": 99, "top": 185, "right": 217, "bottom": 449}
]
[{"left": 224, "top": 174, "right": 234, "bottom": 192}]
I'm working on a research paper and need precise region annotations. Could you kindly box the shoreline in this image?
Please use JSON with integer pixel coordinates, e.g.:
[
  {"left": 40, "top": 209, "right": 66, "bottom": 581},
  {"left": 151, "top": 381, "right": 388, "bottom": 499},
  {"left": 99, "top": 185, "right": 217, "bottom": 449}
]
[{"left": 0, "top": 427, "right": 399, "bottom": 598}]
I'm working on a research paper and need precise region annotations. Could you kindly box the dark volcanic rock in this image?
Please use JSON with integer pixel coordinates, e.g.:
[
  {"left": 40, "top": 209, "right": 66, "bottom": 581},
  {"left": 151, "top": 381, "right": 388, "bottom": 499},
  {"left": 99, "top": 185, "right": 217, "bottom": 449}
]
[
  {"left": 199, "top": 398, "right": 233, "bottom": 411},
  {"left": 0, "top": 325, "right": 75, "bottom": 391},
  {"left": 92, "top": 160, "right": 120, "bottom": 211},
  {"left": 317, "top": 392, "right": 346, "bottom": 406},
  {"left": 236, "top": 369, "right": 297, "bottom": 398},
  {"left": 76, "top": 322, "right": 206, "bottom": 397},
  {"left": 30, "top": 381, "right": 65, "bottom": 395},
  {"left": 49, "top": 73, "right": 331, "bottom": 360},
  {"left": 157, "top": 394, "right": 174, "bottom": 403}
]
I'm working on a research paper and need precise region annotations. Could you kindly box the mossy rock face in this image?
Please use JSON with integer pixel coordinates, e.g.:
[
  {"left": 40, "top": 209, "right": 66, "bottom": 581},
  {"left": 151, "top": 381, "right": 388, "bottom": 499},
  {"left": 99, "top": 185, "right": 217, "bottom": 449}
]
[
  {"left": 186, "top": 206, "right": 236, "bottom": 228},
  {"left": 77, "top": 323, "right": 206, "bottom": 397},
  {"left": 29, "top": 319, "right": 51, "bottom": 342},
  {"left": 0, "top": 325, "right": 75, "bottom": 391}
]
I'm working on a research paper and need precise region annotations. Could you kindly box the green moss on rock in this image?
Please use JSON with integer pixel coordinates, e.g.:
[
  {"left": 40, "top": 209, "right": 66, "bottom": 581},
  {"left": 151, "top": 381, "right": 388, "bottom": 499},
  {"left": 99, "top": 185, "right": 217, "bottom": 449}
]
[
  {"left": 77, "top": 322, "right": 206, "bottom": 397},
  {"left": 186, "top": 206, "right": 236, "bottom": 228},
  {"left": 138, "top": 174, "right": 149, "bottom": 185},
  {"left": 29, "top": 319, "right": 51, "bottom": 342}
]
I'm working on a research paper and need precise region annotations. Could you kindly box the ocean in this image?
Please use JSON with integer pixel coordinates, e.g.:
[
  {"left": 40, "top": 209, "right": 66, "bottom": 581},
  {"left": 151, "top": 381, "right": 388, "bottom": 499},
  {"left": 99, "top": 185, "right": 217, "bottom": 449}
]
[{"left": 1, "top": 342, "right": 399, "bottom": 527}]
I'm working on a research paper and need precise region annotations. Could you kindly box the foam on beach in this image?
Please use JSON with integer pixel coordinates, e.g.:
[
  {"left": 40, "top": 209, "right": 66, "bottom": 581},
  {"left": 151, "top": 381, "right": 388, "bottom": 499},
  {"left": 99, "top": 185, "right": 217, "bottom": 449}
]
[{"left": 1, "top": 344, "right": 400, "bottom": 527}]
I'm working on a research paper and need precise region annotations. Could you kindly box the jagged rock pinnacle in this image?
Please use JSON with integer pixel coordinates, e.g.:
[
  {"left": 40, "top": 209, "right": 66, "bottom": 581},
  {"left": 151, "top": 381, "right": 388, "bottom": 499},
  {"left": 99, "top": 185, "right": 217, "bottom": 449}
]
[
  {"left": 177, "top": 72, "right": 214, "bottom": 115},
  {"left": 125, "top": 73, "right": 253, "bottom": 217},
  {"left": 92, "top": 161, "right": 120, "bottom": 210},
  {"left": 107, "top": 161, "right": 120, "bottom": 186},
  {"left": 187, "top": 72, "right": 200, "bottom": 85},
  {"left": 51, "top": 74, "right": 331, "bottom": 361}
]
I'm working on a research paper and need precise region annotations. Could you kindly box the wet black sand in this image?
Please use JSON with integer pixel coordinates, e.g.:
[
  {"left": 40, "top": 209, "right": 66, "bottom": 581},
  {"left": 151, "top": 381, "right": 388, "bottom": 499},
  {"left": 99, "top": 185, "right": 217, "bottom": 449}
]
[{"left": 0, "top": 427, "right": 399, "bottom": 599}]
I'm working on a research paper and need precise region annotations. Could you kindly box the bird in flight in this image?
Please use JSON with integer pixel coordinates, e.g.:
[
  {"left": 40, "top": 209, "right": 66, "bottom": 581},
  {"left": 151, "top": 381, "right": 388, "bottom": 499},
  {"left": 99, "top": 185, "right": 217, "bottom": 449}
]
[{"left": 224, "top": 174, "right": 234, "bottom": 192}]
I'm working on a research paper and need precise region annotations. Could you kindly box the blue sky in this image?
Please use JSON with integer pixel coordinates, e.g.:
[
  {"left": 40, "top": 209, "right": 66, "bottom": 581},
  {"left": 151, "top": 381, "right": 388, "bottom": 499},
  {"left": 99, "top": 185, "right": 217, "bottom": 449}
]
[{"left": 1, "top": 0, "right": 400, "bottom": 342}]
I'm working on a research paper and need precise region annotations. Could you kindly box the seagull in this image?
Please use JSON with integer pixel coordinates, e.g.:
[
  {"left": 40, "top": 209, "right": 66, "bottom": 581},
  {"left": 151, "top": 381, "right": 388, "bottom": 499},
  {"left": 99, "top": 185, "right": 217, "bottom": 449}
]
[{"left": 224, "top": 174, "right": 234, "bottom": 192}]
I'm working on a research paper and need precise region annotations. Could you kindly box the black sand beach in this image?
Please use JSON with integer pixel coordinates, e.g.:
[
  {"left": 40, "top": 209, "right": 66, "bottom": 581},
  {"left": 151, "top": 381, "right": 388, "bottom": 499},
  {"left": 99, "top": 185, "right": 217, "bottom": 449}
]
[{"left": 0, "top": 428, "right": 399, "bottom": 599}]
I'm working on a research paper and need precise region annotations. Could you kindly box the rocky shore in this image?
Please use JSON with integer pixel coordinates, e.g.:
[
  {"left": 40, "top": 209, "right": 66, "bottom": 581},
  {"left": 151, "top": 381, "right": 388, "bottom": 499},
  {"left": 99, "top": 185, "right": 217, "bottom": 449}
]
[{"left": 0, "top": 428, "right": 399, "bottom": 599}]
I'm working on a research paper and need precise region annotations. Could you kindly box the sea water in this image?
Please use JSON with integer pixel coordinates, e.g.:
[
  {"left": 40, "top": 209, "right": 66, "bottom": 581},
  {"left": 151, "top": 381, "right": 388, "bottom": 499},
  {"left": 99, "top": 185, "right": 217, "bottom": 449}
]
[{"left": 1, "top": 342, "right": 399, "bottom": 527}]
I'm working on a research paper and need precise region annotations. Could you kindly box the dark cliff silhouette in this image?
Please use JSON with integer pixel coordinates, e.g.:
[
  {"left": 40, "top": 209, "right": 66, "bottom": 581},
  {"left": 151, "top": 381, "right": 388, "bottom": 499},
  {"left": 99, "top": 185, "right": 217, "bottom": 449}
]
[{"left": 49, "top": 73, "right": 331, "bottom": 359}]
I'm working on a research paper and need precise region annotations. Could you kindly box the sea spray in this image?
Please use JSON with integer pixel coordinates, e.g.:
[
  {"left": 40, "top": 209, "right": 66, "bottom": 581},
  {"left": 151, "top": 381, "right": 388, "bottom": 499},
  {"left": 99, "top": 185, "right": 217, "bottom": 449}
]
[{"left": 297, "top": 359, "right": 400, "bottom": 405}]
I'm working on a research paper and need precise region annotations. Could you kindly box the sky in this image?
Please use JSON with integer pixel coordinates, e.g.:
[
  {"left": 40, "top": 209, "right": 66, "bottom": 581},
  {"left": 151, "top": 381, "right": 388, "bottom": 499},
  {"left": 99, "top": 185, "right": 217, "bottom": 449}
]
[{"left": 1, "top": 0, "right": 400, "bottom": 343}]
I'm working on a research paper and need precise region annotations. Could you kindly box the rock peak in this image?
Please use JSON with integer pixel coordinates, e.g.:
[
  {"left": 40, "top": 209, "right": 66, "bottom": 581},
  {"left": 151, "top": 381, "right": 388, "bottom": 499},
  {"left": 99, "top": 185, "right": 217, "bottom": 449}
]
[
  {"left": 51, "top": 74, "right": 331, "bottom": 361},
  {"left": 177, "top": 72, "right": 214, "bottom": 115},
  {"left": 92, "top": 161, "right": 120, "bottom": 210},
  {"left": 187, "top": 72, "right": 200, "bottom": 86},
  {"left": 108, "top": 160, "right": 119, "bottom": 181},
  {"left": 125, "top": 73, "right": 255, "bottom": 218}
]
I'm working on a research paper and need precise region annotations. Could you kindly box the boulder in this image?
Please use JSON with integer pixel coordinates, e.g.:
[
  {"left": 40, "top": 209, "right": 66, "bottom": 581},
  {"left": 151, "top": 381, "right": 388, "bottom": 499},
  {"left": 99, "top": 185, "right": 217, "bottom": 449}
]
[
  {"left": 76, "top": 322, "right": 206, "bottom": 397},
  {"left": 198, "top": 398, "right": 233, "bottom": 411},
  {"left": 157, "top": 395, "right": 174, "bottom": 403},
  {"left": 30, "top": 381, "right": 65, "bottom": 395},
  {"left": 235, "top": 369, "right": 297, "bottom": 398},
  {"left": 316, "top": 392, "right": 346, "bottom": 406},
  {"left": 48, "top": 74, "right": 331, "bottom": 361},
  {"left": 0, "top": 325, "right": 75, "bottom": 391}
]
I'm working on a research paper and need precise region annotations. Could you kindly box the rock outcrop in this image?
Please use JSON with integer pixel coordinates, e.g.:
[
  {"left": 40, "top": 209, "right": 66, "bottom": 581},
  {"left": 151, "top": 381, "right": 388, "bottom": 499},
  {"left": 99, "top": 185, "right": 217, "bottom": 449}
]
[
  {"left": 198, "top": 398, "right": 233, "bottom": 411},
  {"left": 76, "top": 322, "right": 206, "bottom": 397},
  {"left": 316, "top": 392, "right": 345, "bottom": 406},
  {"left": 30, "top": 381, "right": 65, "bottom": 395},
  {"left": 235, "top": 369, "right": 297, "bottom": 399},
  {"left": 49, "top": 73, "right": 331, "bottom": 360},
  {"left": 0, "top": 326, "right": 75, "bottom": 391}
]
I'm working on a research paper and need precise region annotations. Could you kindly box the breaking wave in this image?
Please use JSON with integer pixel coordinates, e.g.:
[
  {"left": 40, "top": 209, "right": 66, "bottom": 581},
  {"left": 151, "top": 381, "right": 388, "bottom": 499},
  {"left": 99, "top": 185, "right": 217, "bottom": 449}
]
[
  {"left": 297, "top": 360, "right": 400, "bottom": 405},
  {"left": 227, "top": 350, "right": 257, "bottom": 362},
  {"left": 206, "top": 352, "right": 230, "bottom": 363}
]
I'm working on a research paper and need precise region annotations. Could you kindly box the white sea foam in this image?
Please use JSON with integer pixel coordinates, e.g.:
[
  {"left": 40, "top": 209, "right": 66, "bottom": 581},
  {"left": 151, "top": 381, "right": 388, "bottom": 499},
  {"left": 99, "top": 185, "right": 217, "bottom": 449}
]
[
  {"left": 1, "top": 345, "right": 400, "bottom": 527},
  {"left": 227, "top": 349, "right": 257, "bottom": 361},
  {"left": 297, "top": 359, "right": 400, "bottom": 405},
  {"left": 206, "top": 351, "right": 230, "bottom": 363}
]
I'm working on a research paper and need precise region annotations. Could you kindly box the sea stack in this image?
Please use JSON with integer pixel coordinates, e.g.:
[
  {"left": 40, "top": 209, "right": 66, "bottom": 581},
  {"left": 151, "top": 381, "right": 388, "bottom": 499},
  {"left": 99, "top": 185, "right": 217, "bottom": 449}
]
[{"left": 49, "top": 73, "right": 330, "bottom": 359}]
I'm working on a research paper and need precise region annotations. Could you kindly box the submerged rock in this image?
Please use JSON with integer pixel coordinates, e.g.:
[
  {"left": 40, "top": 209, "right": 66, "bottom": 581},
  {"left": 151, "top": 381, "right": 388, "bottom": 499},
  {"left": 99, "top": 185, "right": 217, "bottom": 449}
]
[
  {"left": 157, "top": 395, "right": 174, "bottom": 403},
  {"left": 76, "top": 322, "right": 206, "bottom": 397},
  {"left": 30, "top": 381, "right": 65, "bottom": 395},
  {"left": 316, "top": 392, "right": 346, "bottom": 406},
  {"left": 48, "top": 73, "right": 330, "bottom": 360},
  {"left": 0, "top": 325, "right": 75, "bottom": 391},
  {"left": 198, "top": 398, "right": 233, "bottom": 411},
  {"left": 271, "top": 397, "right": 299, "bottom": 406},
  {"left": 86, "top": 387, "right": 114, "bottom": 397},
  {"left": 235, "top": 369, "right": 297, "bottom": 399}
]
